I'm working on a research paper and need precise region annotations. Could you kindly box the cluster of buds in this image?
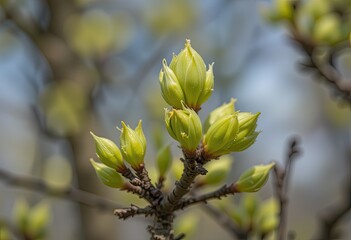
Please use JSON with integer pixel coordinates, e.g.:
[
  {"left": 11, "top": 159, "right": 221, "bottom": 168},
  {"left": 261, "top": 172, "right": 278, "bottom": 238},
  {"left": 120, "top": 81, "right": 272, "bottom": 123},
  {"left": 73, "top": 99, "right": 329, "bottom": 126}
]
[
  {"left": 12, "top": 199, "right": 51, "bottom": 240},
  {"left": 215, "top": 194, "right": 279, "bottom": 238},
  {"left": 262, "top": 0, "right": 351, "bottom": 45},
  {"left": 90, "top": 120, "right": 147, "bottom": 188},
  {"left": 88, "top": 40, "right": 275, "bottom": 240},
  {"left": 159, "top": 39, "right": 214, "bottom": 111},
  {"left": 161, "top": 40, "right": 260, "bottom": 160}
]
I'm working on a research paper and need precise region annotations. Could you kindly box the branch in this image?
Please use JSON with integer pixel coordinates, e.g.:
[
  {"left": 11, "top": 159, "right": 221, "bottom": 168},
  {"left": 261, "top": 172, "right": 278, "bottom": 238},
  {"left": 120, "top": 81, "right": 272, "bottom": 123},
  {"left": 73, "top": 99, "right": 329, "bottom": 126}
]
[
  {"left": 316, "top": 153, "right": 351, "bottom": 239},
  {"left": 0, "top": 167, "right": 123, "bottom": 211},
  {"left": 201, "top": 204, "right": 248, "bottom": 240},
  {"left": 288, "top": 5, "right": 351, "bottom": 106},
  {"left": 149, "top": 151, "right": 207, "bottom": 239},
  {"left": 175, "top": 184, "right": 235, "bottom": 210},
  {"left": 272, "top": 136, "right": 301, "bottom": 240},
  {"left": 114, "top": 205, "right": 154, "bottom": 220},
  {"left": 160, "top": 152, "right": 206, "bottom": 211},
  {"left": 135, "top": 165, "right": 162, "bottom": 203}
]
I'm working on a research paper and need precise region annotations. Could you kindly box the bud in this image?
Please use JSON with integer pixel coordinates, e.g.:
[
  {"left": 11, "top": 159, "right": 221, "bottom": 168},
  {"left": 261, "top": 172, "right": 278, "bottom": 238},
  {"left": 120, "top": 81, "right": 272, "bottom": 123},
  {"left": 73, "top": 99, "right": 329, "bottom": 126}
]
[
  {"left": 90, "top": 159, "right": 124, "bottom": 188},
  {"left": 90, "top": 132, "right": 125, "bottom": 172},
  {"left": 229, "top": 112, "right": 260, "bottom": 152},
  {"left": 257, "top": 198, "right": 280, "bottom": 234},
  {"left": 234, "top": 163, "right": 275, "bottom": 193},
  {"left": 259, "top": 215, "right": 279, "bottom": 235},
  {"left": 0, "top": 226, "right": 10, "bottom": 240},
  {"left": 165, "top": 103, "right": 202, "bottom": 153},
  {"left": 229, "top": 132, "right": 260, "bottom": 152},
  {"left": 119, "top": 120, "right": 146, "bottom": 170},
  {"left": 159, "top": 59, "right": 185, "bottom": 109},
  {"left": 275, "top": 0, "right": 293, "bottom": 21},
  {"left": 13, "top": 198, "right": 29, "bottom": 233},
  {"left": 156, "top": 144, "right": 172, "bottom": 177},
  {"left": 198, "top": 156, "right": 233, "bottom": 186},
  {"left": 228, "top": 208, "right": 247, "bottom": 228},
  {"left": 242, "top": 194, "right": 259, "bottom": 218},
  {"left": 167, "top": 39, "right": 212, "bottom": 110},
  {"left": 257, "top": 197, "right": 279, "bottom": 219},
  {"left": 174, "top": 213, "right": 199, "bottom": 239},
  {"left": 26, "top": 201, "right": 50, "bottom": 239},
  {"left": 313, "top": 13, "right": 342, "bottom": 44},
  {"left": 204, "top": 98, "right": 236, "bottom": 132},
  {"left": 260, "top": 0, "right": 293, "bottom": 23},
  {"left": 171, "top": 159, "right": 184, "bottom": 180},
  {"left": 203, "top": 114, "right": 239, "bottom": 158},
  {"left": 197, "top": 63, "right": 214, "bottom": 106}
]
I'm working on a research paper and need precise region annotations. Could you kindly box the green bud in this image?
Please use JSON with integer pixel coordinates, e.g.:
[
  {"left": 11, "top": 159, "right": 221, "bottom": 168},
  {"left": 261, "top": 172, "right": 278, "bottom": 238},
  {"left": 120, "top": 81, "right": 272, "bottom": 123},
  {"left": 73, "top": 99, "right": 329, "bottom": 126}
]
[
  {"left": 174, "top": 213, "right": 199, "bottom": 239},
  {"left": 257, "top": 197, "right": 279, "bottom": 219},
  {"left": 259, "top": 215, "right": 279, "bottom": 235},
  {"left": 234, "top": 163, "right": 275, "bottom": 192},
  {"left": 171, "top": 159, "right": 184, "bottom": 180},
  {"left": 169, "top": 39, "right": 210, "bottom": 110},
  {"left": 229, "top": 112, "right": 260, "bottom": 152},
  {"left": 13, "top": 198, "right": 29, "bottom": 233},
  {"left": 165, "top": 103, "right": 202, "bottom": 153},
  {"left": 90, "top": 159, "right": 124, "bottom": 188},
  {"left": 275, "top": 0, "right": 293, "bottom": 21},
  {"left": 242, "top": 194, "right": 259, "bottom": 218},
  {"left": 237, "top": 112, "right": 260, "bottom": 139},
  {"left": 119, "top": 120, "right": 146, "bottom": 170},
  {"left": 228, "top": 207, "right": 247, "bottom": 228},
  {"left": 257, "top": 198, "right": 280, "bottom": 234},
  {"left": 200, "top": 156, "right": 233, "bottom": 186},
  {"left": 26, "top": 201, "right": 50, "bottom": 239},
  {"left": 230, "top": 132, "right": 259, "bottom": 152},
  {"left": 203, "top": 114, "right": 239, "bottom": 158},
  {"left": 261, "top": 0, "right": 293, "bottom": 23},
  {"left": 156, "top": 144, "right": 172, "bottom": 177},
  {"left": 90, "top": 132, "right": 125, "bottom": 172},
  {"left": 197, "top": 63, "right": 214, "bottom": 106},
  {"left": 204, "top": 98, "right": 236, "bottom": 132},
  {"left": 0, "top": 226, "right": 10, "bottom": 240},
  {"left": 313, "top": 13, "right": 342, "bottom": 44},
  {"left": 159, "top": 59, "right": 185, "bottom": 109},
  {"left": 135, "top": 120, "right": 147, "bottom": 150}
]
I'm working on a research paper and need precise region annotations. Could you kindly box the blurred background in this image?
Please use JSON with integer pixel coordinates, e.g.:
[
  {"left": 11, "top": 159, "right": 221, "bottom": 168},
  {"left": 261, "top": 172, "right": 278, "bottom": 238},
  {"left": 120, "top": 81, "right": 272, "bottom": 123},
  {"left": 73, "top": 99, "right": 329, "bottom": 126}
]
[{"left": 0, "top": 0, "right": 350, "bottom": 239}]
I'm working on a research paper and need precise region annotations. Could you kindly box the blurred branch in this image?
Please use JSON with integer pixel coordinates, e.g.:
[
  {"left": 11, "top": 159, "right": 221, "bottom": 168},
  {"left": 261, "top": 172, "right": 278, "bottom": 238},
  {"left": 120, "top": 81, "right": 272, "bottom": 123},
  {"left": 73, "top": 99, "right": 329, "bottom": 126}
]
[
  {"left": 288, "top": 4, "right": 351, "bottom": 106},
  {"left": 0, "top": 167, "right": 122, "bottom": 211},
  {"left": 316, "top": 153, "right": 351, "bottom": 239},
  {"left": 272, "top": 136, "right": 301, "bottom": 240},
  {"left": 201, "top": 204, "right": 248, "bottom": 240}
]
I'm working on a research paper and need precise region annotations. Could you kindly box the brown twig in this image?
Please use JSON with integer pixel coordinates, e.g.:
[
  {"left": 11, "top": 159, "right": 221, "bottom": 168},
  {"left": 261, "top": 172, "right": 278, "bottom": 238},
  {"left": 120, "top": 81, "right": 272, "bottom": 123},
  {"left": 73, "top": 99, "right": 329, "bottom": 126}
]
[
  {"left": 0, "top": 167, "right": 122, "bottom": 211},
  {"left": 146, "top": 150, "right": 207, "bottom": 239},
  {"left": 114, "top": 205, "right": 154, "bottom": 220},
  {"left": 272, "top": 136, "right": 301, "bottom": 240},
  {"left": 175, "top": 184, "right": 235, "bottom": 210},
  {"left": 201, "top": 204, "right": 249, "bottom": 240}
]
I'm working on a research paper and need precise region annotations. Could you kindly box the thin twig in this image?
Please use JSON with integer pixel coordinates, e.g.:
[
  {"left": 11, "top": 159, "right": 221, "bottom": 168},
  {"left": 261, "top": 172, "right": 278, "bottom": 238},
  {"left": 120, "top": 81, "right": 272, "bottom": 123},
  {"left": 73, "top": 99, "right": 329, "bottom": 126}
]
[
  {"left": 316, "top": 151, "right": 351, "bottom": 239},
  {"left": 175, "top": 184, "right": 235, "bottom": 210},
  {"left": 201, "top": 204, "right": 248, "bottom": 240},
  {"left": 114, "top": 205, "right": 154, "bottom": 220},
  {"left": 0, "top": 167, "right": 122, "bottom": 211},
  {"left": 272, "top": 136, "right": 301, "bottom": 240}
]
